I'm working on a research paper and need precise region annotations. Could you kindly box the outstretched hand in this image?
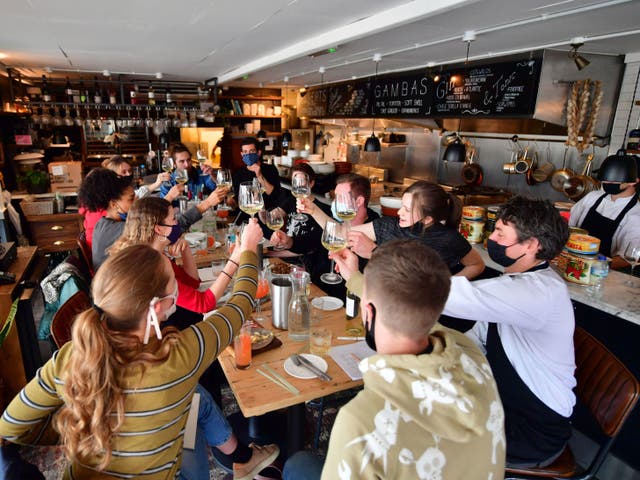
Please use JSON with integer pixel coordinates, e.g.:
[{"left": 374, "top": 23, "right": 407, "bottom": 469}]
[{"left": 329, "top": 248, "right": 359, "bottom": 281}]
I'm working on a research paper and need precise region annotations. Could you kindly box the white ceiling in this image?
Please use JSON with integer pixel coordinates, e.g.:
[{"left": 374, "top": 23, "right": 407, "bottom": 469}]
[{"left": 1, "top": 0, "right": 639, "bottom": 89}]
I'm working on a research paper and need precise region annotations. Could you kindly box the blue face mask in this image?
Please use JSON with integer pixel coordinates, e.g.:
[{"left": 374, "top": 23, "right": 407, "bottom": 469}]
[
  {"left": 242, "top": 152, "right": 260, "bottom": 166},
  {"left": 165, "top": 224, "right": 182, "bottom": 244},
  {"left": 118, "top": 212, "right": 128, "bottom": 221}
]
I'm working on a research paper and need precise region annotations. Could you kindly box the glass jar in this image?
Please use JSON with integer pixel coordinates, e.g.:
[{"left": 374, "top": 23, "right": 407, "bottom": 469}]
[{"left": 288, "top": 270, "right": 310, "bottom": 341}]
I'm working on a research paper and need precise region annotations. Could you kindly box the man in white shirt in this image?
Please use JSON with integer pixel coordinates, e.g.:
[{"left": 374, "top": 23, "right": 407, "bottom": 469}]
[{"left": 570, "top": 150, "right": 639, "bottom": 269}]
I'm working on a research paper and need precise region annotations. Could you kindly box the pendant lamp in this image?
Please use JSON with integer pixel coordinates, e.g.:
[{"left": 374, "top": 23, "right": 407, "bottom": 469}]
[
  {"left": 315, "top": 67, "right": 326, "bottom": 150},
  {"left": 281, "top": 76, "right": 293, "bottom": 145},
  {"left": 442, "top": 32, "right": 475, "bottom": 163},
  {"left": 365, "top": 54, "right": 382, "bottom": 152}
]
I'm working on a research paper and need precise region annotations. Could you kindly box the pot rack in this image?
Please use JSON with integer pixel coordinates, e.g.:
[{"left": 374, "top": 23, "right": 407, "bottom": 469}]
[{"left": 454, "top": 132, "right": 606, "bottom": 146}]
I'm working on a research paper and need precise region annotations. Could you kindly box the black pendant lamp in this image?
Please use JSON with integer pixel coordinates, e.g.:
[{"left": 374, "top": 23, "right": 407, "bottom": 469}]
[
  {"left": 442, "top": 32, "right": 475, "bottom": 163},
  {"left": 365, "top": 54, "right": 382, "bottom": 152}
]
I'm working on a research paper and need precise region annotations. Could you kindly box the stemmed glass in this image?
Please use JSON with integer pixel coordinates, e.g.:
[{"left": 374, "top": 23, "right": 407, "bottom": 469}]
[
  {"left": 238, "top": 181, "right": 264, "bottom": 218},
  {"left": 259, "top": 208, "right": 286, "bottom": 250},
  {"left": 622, "top": 244, "right": 640, "bottom": 287},
  {"left": 174, "top": 168, "right": 189, "bottom": 200},
  {"left": 320, "top": 219, "right": 348, "bottom": 285},
  {"left": 161, "top": 156, "right": 174, "bottom": 189},
  {"left": 216, "top": 168, "right": 233, "bottom": 218},
  {"left": 335, "top": 192, "right": 357, "bottom": 224},
  {"left": 291, "top": 172, "right": 311, "bottom": 221}
]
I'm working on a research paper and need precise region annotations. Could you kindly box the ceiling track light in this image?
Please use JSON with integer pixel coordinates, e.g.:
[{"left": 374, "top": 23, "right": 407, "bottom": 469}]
[{"left": 569, "top": 41, "right": 590, "bottom": 71}]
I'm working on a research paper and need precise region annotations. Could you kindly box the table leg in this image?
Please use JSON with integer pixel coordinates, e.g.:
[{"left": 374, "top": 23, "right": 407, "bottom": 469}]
[{"left": 287, "top": 403, "right": 305, "bottom": 457}]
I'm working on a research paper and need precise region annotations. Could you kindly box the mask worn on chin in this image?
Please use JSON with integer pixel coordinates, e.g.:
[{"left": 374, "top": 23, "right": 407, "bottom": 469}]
[
  {"left": 143, "top": 284, "right": 178, "bottom": 344},
  {"left": 242, "top": 153, "right": 260, "bottom": 167},
  {"left": 602, "top": 183, "right": 624, "bottom": 195},
  {"left": 487, "top": 238, "right": 526, "bottom": 268},
  {"left": 165, "top": 224, "right": 182, "bottom": 244},
  {"left": 364, "top": 304, "right": 377, "bottom": 351}
]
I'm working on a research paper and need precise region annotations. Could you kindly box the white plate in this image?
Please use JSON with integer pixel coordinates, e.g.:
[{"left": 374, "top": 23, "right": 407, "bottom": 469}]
[
  {"left": 312, "top": 296, "right": 343, "bottom": 311},
  {"left": 283, "top": 354, "right": 328, "bottom": 379}
]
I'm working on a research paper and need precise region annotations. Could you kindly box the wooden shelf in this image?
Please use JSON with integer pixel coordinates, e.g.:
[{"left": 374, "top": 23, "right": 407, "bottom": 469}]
[
  {"left": 626, "top": 149, "right": 640, "bottom": 154},
  {"left": 222, "top": 114, "right": 282, "bottom": 119},
  {"left": 219, "top": 95, "right": 283, "bottom": 101}
]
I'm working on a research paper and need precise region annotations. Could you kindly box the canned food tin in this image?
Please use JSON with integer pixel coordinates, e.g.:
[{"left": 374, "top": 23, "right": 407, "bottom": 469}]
[
  {"left": 566, "top": 234, "right": 600, "bottom": 255},
  {"left": 557, "top": 250, "right": 599, "bottom": 285},
  {"left": 486, "top": 206, "right": 500, "bottom": 221},
  {"left": 459, "top": 219, "right": 485, "bottom": 244},
  {"left": 462, "top": 205, "right": 486, "bottom": 221}
]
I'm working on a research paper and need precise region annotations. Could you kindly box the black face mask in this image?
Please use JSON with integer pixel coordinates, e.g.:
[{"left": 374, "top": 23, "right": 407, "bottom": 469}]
[
  {"left": 121, "top": 174, "right": 134, "bottom": 185},
  {"left": 364, "top": 304, "right": 377, "bottom": 351},
  {"left": 602, "top": 183, "right": 624, "bottom": 195},
  {"left": 487, "top": 238, "right": 525, "bottom": 268}
]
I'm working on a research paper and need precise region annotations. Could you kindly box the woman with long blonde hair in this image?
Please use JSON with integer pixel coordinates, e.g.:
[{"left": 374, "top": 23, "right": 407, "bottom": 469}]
[
  {"left": 0, "top": 221, "right": 279, "bottom": 479},
  {"left": 110, "top": 196, "right": 239, "bottom": 315}
]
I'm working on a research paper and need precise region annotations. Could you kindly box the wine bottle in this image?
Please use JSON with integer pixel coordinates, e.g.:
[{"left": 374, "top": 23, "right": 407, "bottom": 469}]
[
  {"left": 345, "top": 289, "right": 364, "bottom": 336},
  {"left": 165, "top": 87, "right": 173, "bottom": 104},
  {"left": 79, "top": 79, "right": 88, "bottom": 104},
  {"left": 109, "top": 83, "right": 117, "bottom": 105},
  {"left": 41, "top": 75, "right": 52, "bottom": 102},
  {"left": 65, "top": 77, "right": 74, "bottom": 103},
  {"left": 147, "top": 81, "right": 155, "bottom": 106},
  {"left": 93, "top": 76, "right": 102, "bottom": 104},
  {"left": 130, "top": 84, "right": 138, "bottom": 105}
]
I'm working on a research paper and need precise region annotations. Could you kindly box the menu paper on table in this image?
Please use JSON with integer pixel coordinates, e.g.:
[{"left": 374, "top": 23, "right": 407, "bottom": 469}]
[{"left": 329, "top": 341, "right": 376, "bottom": 380}]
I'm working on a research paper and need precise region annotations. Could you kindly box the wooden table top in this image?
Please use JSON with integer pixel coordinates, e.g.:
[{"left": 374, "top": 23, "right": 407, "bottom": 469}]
[{"left": 217, "top": 281, "right": 364, "bottom": 418}]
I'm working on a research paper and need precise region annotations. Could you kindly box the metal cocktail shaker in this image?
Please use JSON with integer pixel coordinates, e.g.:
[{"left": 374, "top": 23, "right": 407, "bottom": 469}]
[{"left": 271, "top": 277, "right": 292, "bottom": 329}]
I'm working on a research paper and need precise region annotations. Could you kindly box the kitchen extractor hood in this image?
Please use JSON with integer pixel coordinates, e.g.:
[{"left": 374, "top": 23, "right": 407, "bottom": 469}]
[{"left": 311, "top": 49, "right": 624, "bottom": 142}]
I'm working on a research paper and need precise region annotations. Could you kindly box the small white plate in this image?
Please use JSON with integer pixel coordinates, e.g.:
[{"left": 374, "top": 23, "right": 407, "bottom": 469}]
[
  {"left": 284, "top": 354, "right": 328, "bottom": 379},
  {"left": 312, "top": 296, "right": 343, "bottom": 311}
]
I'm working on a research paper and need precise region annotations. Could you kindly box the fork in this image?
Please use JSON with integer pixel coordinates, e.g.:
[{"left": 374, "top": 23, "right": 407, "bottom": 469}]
[{"left": 291, "top": 354, "right": 332, "bottom": 382}]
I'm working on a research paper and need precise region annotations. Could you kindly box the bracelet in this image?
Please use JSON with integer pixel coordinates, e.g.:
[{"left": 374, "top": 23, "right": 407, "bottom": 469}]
[
  {"left": 228, "top": 259, "right": 240, "bottom": 268},
  {"left": 221, "top": 270, "right": 234, "bottom": 280}
]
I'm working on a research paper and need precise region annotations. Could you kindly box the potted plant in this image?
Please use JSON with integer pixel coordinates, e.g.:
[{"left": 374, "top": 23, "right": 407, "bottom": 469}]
[{"left": 18, "top": 169, "right": 49, "bottom": 194}]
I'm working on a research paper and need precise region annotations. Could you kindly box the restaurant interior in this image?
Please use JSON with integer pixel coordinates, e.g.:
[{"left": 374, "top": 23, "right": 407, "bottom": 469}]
[{"left": 0, "top": 0, "right": 639, "bottom": 479}]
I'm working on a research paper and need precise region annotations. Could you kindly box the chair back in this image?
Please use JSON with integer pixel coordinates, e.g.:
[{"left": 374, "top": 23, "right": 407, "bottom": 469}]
[
  {"left": 50, "top": 290, "right": 92, "bottom": 348},
  {"left": 76, "top": 231, "right": 94, "bottom": 278},
  {"left": 505, "top": 327, "right": 639, "bottom": 479}
]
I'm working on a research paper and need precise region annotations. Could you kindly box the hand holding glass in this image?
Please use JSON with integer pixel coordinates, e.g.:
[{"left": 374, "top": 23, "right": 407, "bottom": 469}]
[{"left": 238, "top": 182, "right": 264, "bottom": 218}]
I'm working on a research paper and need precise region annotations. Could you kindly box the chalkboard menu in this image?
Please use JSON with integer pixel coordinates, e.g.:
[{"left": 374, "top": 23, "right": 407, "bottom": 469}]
[
  {"left": 296, "top": 57, "right": 542, "bottom": 119},
  {"left": 432, "top": 58, "right": 541, "bottom": 117},
  {"left": 326, "top": 79, "right": 370, "bottom": 117},
  {"left": 373, "top": 72, "right": 434, "bottom": 117}
]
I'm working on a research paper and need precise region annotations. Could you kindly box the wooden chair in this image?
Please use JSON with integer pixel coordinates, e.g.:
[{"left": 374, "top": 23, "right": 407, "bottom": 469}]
[
  {"left": 505, "top": 327, "right": 640, "bottom": 480},
  {"left": 76, "top": 231, "right": 94, "bottom": 279},
  {"left": 50, "top": 290, "right": 92, "bottom": 348}
]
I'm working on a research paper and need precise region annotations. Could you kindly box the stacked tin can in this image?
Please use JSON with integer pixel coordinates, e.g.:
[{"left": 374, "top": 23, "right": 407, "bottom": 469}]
[
  {"left": 483, "top": 206, "right": 500, "bottom": 247},
  {"left": 459, "top": 206, "right": 486, "bottom": 244}
]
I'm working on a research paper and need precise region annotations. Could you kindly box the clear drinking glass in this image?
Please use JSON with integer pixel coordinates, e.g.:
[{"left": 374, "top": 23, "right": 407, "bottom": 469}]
[
  {"left": 291, "top": 172, "right": 311, "bottom": 222},
  {"left": 238, "top": 181, "right": 264, "bottom": 218},
  {"left": 622, "top": 244, "right": 640, "bottom": 287},
  {"left": 335, "top": 192, "right": 357, "bottom": 224},
  {"left": 320, "top": 219, "right": 348, "bottom": 285}
]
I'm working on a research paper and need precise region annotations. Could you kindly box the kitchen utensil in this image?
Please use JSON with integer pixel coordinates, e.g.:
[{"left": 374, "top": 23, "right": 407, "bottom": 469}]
[
  {"left": 461, "top": 149, "right": 483, "bottom": 185},
  {"left": 551, "top": 147, "right": 575, "bottom": 192},
  {"left": 563, "top": 154, "right": 597, "bottom": 200},
  {"left": 525, "top": 151, "right": 539, "bottom": 186},
  {"left": 271, "top": 277, "right": 292, "bottom": 330},
  {"left": 514, "top": 147, "right": 533, "bottom": 174},
  {"left": 289, "top": 354, "right": 332, "bottom": 381}
]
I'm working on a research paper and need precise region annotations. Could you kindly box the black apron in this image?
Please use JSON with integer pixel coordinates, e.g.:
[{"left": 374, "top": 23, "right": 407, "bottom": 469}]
[
  {"left": 580, "top": 192, "right": 639, "bottom": 257},
  {"left": 484, "top": 263, "right": 572, "bottom": 467}
]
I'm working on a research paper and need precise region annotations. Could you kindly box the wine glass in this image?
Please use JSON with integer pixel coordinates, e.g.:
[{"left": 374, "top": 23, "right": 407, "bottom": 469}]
[
  {"left": 622, "top": 244, "right": 640, "bottom": 287},
  {"left": 263, "top": 208, "right": 286, "bottom": 250},
  {"left": 161, "top": 156, "right": 174, "bottom": 189},
  {"left": 320, "top": 219, "right": 348, "bottom": 285},
  {"left": 174, "top": 168, "right": 189, "bottom": 200},
  {"left": 291, "top": 171, "right": 311, "bottom": 221},
  {"left": 238, "top": 181, "right": 264, "bottom": 218},
  {"left": 216, "top": 168, "right": 234, "bottom": 210},
  {"left": 335, "top": 192, "right": 357, "bottom": 225}
]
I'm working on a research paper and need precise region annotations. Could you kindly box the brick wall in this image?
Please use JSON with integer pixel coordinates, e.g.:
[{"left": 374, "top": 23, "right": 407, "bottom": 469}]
[{"left": 608, "top": 53, "right": 640, "bottom": 154}]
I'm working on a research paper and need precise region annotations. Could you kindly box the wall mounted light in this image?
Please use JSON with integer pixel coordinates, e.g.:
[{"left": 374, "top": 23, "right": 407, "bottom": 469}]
[{"left": 569, "top": 38, "right": 590, "bottom": 70}]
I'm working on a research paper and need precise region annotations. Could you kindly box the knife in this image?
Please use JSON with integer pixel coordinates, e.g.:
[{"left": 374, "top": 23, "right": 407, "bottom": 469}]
[{"left": 292, "top": 354, "right": 332, "bottom": 382}]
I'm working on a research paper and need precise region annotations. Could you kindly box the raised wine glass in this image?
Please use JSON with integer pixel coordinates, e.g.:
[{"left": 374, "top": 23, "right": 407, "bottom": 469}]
[
  {"left": 174, "top": 168, "right": 189, "bottom": 200},
  {"left": 238, "top": 181, "right": 264, "bottom": 219},
  {"left": 216, "top": 168, "right": 233, "bottom": 211},
  {"left": 263, "top": 208, "right": 286, "bottom": 250},
  {"left": 622, "top": 243, "right": 640, "bottom": 287},
  {"left": 320, "top": 219, "right": 348, "bottom": 285},
  {"left": 335, "top": 192, "right": 357, "bottom": 225},
  {"left": 291, "top": 171, "right": 311, "bottom": 222},
  {"left": 161, "top": 156, "right": 174, "bottom": 189}
]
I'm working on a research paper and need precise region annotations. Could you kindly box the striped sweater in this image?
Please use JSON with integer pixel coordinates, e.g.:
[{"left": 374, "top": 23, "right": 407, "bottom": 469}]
[{"left": 0, "top": 251, "right": 258, "bottom": 479}]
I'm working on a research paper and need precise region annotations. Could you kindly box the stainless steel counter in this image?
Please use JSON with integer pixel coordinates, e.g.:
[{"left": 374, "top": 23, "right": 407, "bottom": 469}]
[{"left": 472, "top": 244, "right": 640, "bottom": 327}]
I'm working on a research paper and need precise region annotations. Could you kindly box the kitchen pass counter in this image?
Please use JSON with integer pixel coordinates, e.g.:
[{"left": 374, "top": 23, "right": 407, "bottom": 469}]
[{"left": 472, "top": 244, "right": 640, "bottom": 327}]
